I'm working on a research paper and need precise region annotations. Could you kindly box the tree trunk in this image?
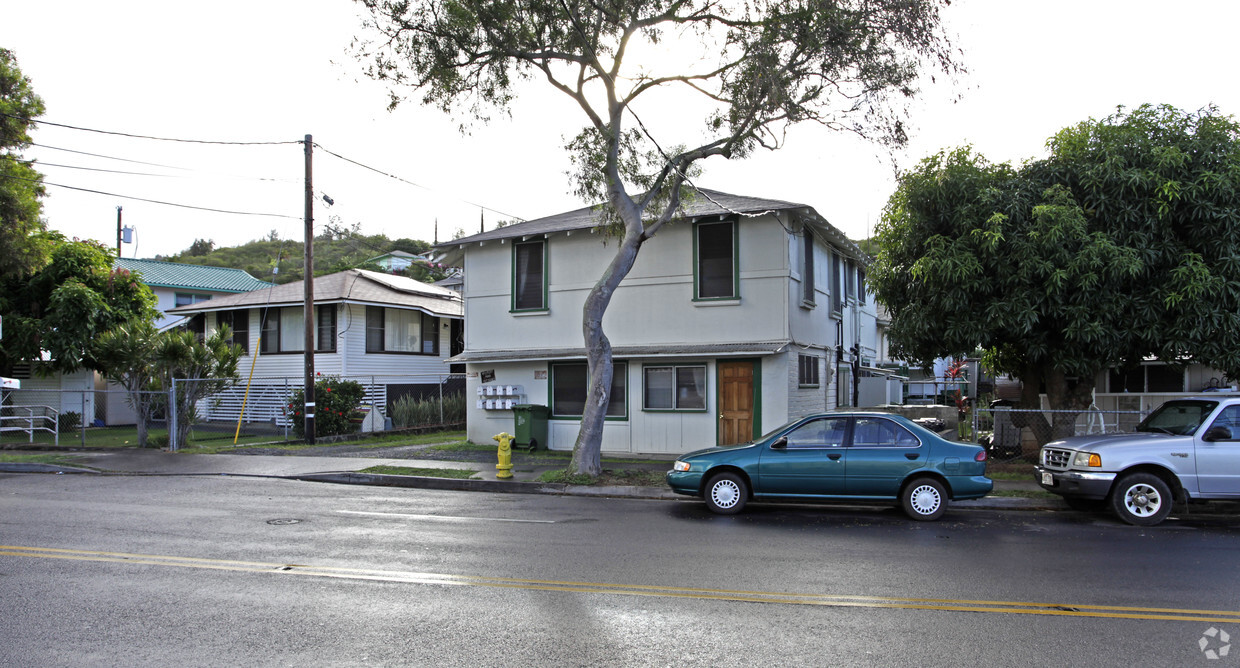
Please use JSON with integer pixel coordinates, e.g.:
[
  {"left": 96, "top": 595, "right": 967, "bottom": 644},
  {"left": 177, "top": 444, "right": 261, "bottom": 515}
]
[
  {"left": 1013, "top": 364, "right": 1098, "bottom": 447},
  {"left": 569, "top": 230, "right": 645, "bottom": 476}
]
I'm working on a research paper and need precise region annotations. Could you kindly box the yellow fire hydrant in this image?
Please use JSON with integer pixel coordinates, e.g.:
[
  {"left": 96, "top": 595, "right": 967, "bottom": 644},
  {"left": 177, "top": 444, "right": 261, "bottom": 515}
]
[{"left": 493, "top": 432, "right": 515, "bottom": 479}]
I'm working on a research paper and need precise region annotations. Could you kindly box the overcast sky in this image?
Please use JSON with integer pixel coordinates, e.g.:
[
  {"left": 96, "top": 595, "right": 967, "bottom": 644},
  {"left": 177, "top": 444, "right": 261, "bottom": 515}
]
[{"left": 4, "top": 1, "right": 1239, "bottom": 260}]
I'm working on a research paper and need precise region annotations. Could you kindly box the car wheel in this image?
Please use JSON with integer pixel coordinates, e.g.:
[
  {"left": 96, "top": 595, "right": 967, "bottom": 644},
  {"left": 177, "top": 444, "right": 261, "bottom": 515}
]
[
  {"left": 1063, "top": 497, "right": 1106, "bottom": 512},
  {"left": 1110, "top": 473, "right": 1173, "bottom": 526},
  {"left": 901, "top": 477, "right": 947, "bottom": 521},
  {"left": 704, "top": 472, "right": 748, "bottom": 515}
]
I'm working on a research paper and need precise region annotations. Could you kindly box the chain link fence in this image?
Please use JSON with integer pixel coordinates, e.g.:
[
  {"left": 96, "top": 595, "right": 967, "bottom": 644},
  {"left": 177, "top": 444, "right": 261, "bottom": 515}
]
[
  {"left": 971, "top": 407, "right": 1150, "bottom": 463},
  {"left": 1, "top": 374, "right": 466, "bottom": 450}
]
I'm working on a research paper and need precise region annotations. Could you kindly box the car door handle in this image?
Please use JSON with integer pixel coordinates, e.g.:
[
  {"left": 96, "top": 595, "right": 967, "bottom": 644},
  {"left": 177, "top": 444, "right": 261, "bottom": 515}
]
[
  {"left": 905, "top": 453, "right": 920, "bottom": 460},
  {"left": 828, "top": 453, "right": 842, "bottom": 461}
]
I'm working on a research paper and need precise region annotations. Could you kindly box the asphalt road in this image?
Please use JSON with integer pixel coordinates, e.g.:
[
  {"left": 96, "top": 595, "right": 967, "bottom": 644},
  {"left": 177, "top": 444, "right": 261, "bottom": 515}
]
[{"left": 2, "top": 472, "right": 1238, "bottom": 667}]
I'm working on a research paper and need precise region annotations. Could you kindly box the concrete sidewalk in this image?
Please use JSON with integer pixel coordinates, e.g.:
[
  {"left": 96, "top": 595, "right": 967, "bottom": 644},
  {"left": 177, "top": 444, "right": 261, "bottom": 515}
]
[{"left": 0, "top": 446, "right": 1061, "bottom": 510}]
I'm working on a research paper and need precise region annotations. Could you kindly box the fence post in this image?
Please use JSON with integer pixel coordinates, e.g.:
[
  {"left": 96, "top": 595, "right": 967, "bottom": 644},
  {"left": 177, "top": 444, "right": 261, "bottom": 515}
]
[
  {"left": 81, "top": 391, "right": 87, "bottom": 447},
  {"left": 439, "top": 375, "right": 445, "bottom": 426},
  {"left": 169, "top": 380, "right": 178, "bottom": 452}
]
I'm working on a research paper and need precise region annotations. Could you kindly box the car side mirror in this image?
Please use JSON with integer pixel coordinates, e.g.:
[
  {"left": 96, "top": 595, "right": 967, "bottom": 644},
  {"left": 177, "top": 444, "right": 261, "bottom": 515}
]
[
  {"left": 771, "top": 436, "right": 788, "bottom": 449},
  {"left": 1203, "top": 426, "right": 1232, "bottom": 442}
]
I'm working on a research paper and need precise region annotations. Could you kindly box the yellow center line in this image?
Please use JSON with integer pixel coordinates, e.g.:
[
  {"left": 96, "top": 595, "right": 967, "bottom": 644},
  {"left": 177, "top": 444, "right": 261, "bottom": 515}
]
[{"left": 4, "top": 545, "right": 1238, "bottom": 623}]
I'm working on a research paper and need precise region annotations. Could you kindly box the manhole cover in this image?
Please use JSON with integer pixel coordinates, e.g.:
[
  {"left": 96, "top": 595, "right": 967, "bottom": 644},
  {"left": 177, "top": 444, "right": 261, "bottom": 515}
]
[{"left": 266, "top": 518, "right": 303, "bottom": 525}]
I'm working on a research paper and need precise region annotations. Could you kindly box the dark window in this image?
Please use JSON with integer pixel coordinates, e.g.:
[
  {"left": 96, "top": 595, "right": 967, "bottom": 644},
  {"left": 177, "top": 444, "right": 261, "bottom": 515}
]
[
  {"left": 643, "top": 365, "right": 706, "bottom": 410},
  {"left": 830, "top": 253, "right": 842, "bottom": 312},
  {"left": 798, "top": 354, "right": 820, "bottom": 387},
  {"left": 551, "top": 361, "right": 627, "bottom": 418},
  {"left": 217, "top": 309, "right": 250, "bottom": 353},
  {"left": 421, "top": 313, "right": 440, "bottom": 355},
  {"left": 513, "top": 240, "right": 546, "bottom": 311},
  {"left": 858, "top": 269, "right": 867, "bottom": 305},
  {"left": 316, "top": 305, "right": 336, "bottom": 353},
  {"left": 183, "top": 313, "right": 205, "bottom": 340},
  {"left": 802, "top": 232, "right": 815, "bottom": 304},
  {"left": 1146, "top": 365, "right": 1184, "bottom": 392},
  {"left": 260, "top": 308, "right": 278, "bottom": 354},
  {"left": 696, "top": 221, "right": 736, "bottom": 299}
]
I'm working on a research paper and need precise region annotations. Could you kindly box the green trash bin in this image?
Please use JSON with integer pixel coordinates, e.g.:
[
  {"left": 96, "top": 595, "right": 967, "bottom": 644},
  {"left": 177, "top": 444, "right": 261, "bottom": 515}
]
[{"left": 513, "top": 404, "right": 550, "bottom": 451}]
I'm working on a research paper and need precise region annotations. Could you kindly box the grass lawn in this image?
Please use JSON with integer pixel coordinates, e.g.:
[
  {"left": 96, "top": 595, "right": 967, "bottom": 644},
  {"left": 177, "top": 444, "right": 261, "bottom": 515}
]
[{"left": 179, "top": 430, "right": 468, "bottom": 454}]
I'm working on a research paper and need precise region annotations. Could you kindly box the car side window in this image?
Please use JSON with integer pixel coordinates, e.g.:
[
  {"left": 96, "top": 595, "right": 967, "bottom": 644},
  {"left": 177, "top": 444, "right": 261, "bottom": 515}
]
[
  {"left": 1207, "top": 405, "right": 1240, "bottom": 440},
  {"left": 784, "top": 417, "right": 848, "bottom": 448},
  {"left": 851, "top": 418, "right": 920, "bottom": 448}
]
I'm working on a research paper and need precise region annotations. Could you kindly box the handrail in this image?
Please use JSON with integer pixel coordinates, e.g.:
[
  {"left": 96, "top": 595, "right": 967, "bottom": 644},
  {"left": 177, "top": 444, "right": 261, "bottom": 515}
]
[{"left": 0, "top": 404, "right": 60, "bottom": 445}]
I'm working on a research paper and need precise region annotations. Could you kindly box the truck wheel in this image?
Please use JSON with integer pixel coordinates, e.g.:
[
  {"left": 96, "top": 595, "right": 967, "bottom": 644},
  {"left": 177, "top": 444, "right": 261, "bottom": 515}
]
[{"left": 1110, "top": 473, "right": 1173, "bottom": 526}]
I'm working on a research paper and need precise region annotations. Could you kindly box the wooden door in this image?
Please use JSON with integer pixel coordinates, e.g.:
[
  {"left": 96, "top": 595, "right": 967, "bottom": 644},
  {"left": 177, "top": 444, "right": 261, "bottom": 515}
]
[{"left": 718, "top": 361, "right": 755, "bottom": 445}]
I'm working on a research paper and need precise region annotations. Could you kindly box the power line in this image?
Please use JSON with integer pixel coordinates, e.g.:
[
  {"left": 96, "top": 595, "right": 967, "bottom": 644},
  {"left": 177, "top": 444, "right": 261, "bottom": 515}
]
[
  {"left": 0, "top": 171, "right": 301, "bottom": 220},
  {"left": 313, "top": 142, "right": 527, "bottom": 222},
  {"left": 26, "top": 143, "right": 301, "bottom": 183},
  {"left": 0, "top": 111, "right": 301, "bottom": 146},
  {"left": 3, "top": 154, "right": 180, "bottom": 179},
  {"left": 30, "top": 142, "right": 194, "bottom": 170}
]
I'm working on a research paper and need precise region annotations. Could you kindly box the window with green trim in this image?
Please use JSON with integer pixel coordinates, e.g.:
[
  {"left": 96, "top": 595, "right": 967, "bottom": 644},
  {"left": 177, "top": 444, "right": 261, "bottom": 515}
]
[
  {"left": 513, "top": 239, "right": 547, "bottom": 311},
  {"left": 551, "top": 361, "right": 627, "bottom": 418},
  {"left": 643, "top": 365, "right": 707, "bottom": 411},
  {"left": 695, "top": 220, "right": 737, "bottom": 299}
]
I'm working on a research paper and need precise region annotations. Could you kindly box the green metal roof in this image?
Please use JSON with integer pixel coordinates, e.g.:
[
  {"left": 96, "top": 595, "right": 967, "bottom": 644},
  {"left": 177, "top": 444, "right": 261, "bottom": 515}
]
[{"left": 113, "top": 258, "right": 272, "bottom": 293}]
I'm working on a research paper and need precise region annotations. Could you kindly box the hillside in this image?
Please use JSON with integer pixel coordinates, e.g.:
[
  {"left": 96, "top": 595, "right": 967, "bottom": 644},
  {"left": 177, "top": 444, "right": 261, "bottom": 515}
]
[{"left": 157, "top": 231, "right": 447, "bottom": 284}]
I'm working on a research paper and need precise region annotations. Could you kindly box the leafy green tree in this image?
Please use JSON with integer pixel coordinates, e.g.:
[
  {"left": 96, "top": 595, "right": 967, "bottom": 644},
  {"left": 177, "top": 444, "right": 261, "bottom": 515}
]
[
  {"left": 0, "top": 48, "right": 50, "bottom": 280},
  {"left": 870, "top": 105, "right": 1240, "bottom": 443},
  {"left": 96, "top": 321, "right": 163, "bottom": 447},
  {"left": 354, "top": 0, "right": 960, "bottom": 475},
  {"left": 157, "top": 326, "right": 243, "bottom": 448},
  {"left": 0, "top": 235, "right": 158, "bottom": 376}
]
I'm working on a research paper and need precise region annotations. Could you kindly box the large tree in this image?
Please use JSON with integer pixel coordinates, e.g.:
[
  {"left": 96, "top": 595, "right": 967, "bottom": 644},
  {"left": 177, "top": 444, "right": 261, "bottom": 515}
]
[
  {"left": 0, "top": 48, "right": 50, "bottom": 279},
  {"left": 869, "top": 104, "right": 1240, "bottom": 443},
  {"left": 354, "top": 0, "right": 959, "bottom": 474},
  {"left": 0, "top": 235, "right": 158, "bottom": 377}
]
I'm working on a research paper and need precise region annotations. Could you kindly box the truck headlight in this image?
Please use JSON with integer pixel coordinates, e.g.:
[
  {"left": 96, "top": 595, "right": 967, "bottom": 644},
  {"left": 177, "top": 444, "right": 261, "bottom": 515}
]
[
  {"left": 673, "top": 460, "right": 691, "bottom": 472},
  {"left": 1073, "top": 452, "right": 1102, "bottom": 467}
]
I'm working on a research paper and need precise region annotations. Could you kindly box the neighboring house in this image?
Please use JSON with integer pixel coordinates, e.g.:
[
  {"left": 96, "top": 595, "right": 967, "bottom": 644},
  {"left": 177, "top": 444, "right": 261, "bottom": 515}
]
[
  {"left": 114, "top": 258, "right": 272, "bottom": 330},
  {"left": 434, "top": 189, "right": 880, "bottom": 455},
  {"left": 165, "top": 269, "right": 464, "bottom": 425},
  {"left": 366, "top": 250, "right": 429, "bottom": 273},
  {"left": 6, "top": 259, "right": 273, "bottom": 426}
]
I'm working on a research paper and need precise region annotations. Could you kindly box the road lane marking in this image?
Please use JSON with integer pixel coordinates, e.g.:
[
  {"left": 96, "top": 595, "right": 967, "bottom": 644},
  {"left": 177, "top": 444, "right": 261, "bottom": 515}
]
[
  {"left": 4, "top": 544, "right": 1239, "bottom": 623},
  {"left": 337, "top": 510, "right": 556, "bottom": 524}
]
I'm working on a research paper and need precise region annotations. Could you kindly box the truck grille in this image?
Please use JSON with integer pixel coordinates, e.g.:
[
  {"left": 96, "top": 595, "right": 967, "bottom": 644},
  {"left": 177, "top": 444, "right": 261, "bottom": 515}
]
[{"left": 1041, "top": 447, "right": 1073, "bottom": 469}]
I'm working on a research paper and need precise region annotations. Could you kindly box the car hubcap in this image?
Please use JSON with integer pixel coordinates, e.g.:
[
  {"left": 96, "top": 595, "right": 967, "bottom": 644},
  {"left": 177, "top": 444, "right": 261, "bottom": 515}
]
[
  {"left": 1125, "top": 484, "right": 1162, "bottom": 517},
  {"left": 711, "top": 480, "right": 740, "bottom": 508},
  {"left": 910, "top": 485, "right": 941, "bottom": 515}
]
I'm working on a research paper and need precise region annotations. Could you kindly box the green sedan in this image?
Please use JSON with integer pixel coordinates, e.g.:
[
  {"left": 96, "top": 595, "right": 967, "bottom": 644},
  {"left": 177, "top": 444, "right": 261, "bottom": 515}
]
[{"left": 666, "top": 412, "right": 993, "bottom": 520}]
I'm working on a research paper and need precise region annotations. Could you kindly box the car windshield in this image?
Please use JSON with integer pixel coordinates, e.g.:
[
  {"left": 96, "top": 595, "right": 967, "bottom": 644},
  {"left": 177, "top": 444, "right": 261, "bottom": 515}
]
[{"left": 1136, "top": 400, "right": 1218, "bottom": 436}]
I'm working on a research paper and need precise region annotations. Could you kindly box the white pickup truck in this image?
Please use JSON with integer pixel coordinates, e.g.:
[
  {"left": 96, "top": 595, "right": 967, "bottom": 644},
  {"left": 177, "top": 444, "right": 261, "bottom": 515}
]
[{"left": 1035, "top": 397, "right": 1240, "bottom": 525}]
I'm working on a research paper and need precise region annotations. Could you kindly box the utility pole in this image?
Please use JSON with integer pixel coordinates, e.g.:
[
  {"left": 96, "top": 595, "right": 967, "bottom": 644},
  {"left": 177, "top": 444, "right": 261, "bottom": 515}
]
[
  {"left": 115, "top": 206, "right": 123, "bottom": 257},
  {"left": 303, "top": 134, "right": 316, "bottom": 444}
]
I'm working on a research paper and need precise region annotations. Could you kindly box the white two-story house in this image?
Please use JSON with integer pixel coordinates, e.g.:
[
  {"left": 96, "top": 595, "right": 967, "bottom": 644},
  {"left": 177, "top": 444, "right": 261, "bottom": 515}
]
[{"left": 435, "top": 189, "right": 879, "bottom": 455}]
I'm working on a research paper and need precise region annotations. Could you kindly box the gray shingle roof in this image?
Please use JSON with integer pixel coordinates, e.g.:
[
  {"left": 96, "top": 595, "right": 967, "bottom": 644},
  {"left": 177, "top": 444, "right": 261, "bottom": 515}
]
[
  {"left": 433, "top": 188, "right": 866, "bottom": 262},
  {"left": 115, "top": 258, "right": 272, "bottom": 293},
  {"left": 166, "top": 269, "right": 462, "bottom": 319}
]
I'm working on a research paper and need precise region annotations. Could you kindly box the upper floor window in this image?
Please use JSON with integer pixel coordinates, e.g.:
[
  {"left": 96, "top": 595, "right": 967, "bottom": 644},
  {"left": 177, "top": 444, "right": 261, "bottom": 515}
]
[
  {"left": 551, "top": 361, "right": 627, "bottom": 418},
  {"left": 260, "top": 306, "right": 336, "bottom": 354},
  {"left": 858, "top": 268, "right": 867, "bottom": 305},
  {"left": 366, "top": 306, "right": 440, "bottom": 355},
  {"left": 830, "top": 252, "right": 842, "bottom": 313},
  {"left": 512, "top": 239, "right": 547, "bottom": 311},
  {"left": 695, "top": 220, "right": 737, "bottom": 300},
  {"left": 801, "top": 231, "right": 815, "bottom": 305},
  {"left": 175, "top": 293, "right": 211, "bottom": 307}
]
